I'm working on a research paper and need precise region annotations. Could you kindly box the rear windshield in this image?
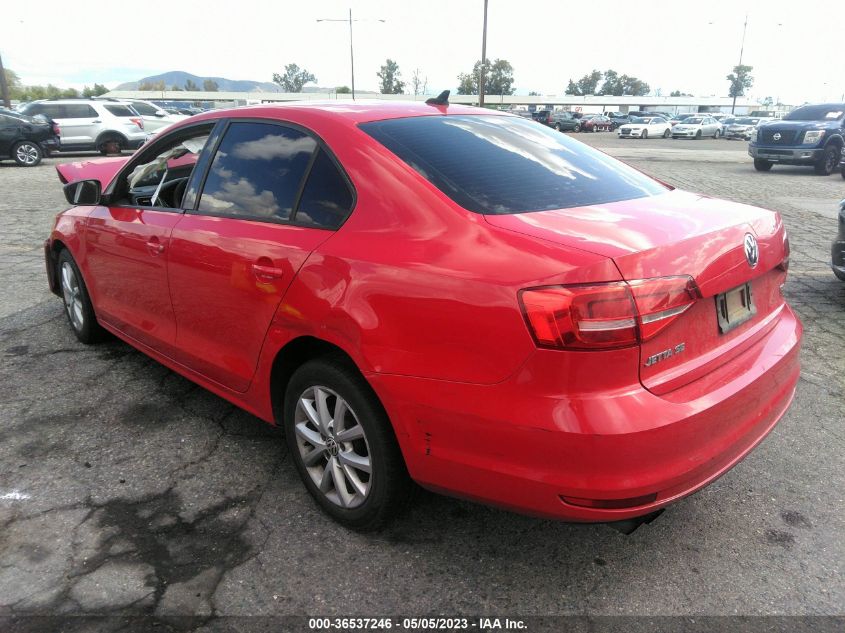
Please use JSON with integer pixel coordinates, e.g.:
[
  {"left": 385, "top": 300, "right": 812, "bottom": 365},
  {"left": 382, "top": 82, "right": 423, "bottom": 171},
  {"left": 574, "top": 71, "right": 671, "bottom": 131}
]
[
  {"left": 784, "top": 105, "right": 845, "bottom": 121},
  {"left": 104, "top": 104, "right": 136, "bottom": 117},
  {"left": 360, "top": 115, "right": 665, "bottom": 214}
]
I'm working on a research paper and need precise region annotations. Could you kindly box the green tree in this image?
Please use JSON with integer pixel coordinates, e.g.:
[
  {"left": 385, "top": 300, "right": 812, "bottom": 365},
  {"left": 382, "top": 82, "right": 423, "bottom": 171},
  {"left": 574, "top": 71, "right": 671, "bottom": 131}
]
[
  {"left": 81, "top": 83, "right": 108, "bottom": 98},
  {"left": 726, "top": 64, "right": 754, "bottom": 98},
  {"left": 336, "top": 86, "right": 351, "bottom": 94},
  {"left": 566, "top": 70, "right": 602, "bottom": 96},
  {"left": 377, "top": 59, "right": 405, "bottom": 94},
  {"left": 670, "top": 90, "right": 692, "bottom": 97},
  {"left": 272, "top": 64, "right": 317, "bottom": 92},
  {"left": 184, "top": 79, "right": 200, "bottom": 91},
  {"left": 598, "top": 70, "right": 649, "bottom": 96},
  {"left": 457, "top": 59, "right": 515, "bottom": 96},
  {"left": 410, "top": 68, "right": 427, "bottom": 96},
  {"left": 528, "top": 90, "right": 541, "bottom": 96},
  {"left": 203, "top": 79, "right": 219, "bottom": 92},
  {"left": 171, "top": 85, "right": 184, "bottom": 91}
]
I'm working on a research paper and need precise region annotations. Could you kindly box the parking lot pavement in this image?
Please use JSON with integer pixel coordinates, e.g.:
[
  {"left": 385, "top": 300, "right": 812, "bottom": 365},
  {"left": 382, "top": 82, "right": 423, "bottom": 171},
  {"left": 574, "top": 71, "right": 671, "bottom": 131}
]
[{"left": 0, "top": 143, "right": 843, "bottom": 627}]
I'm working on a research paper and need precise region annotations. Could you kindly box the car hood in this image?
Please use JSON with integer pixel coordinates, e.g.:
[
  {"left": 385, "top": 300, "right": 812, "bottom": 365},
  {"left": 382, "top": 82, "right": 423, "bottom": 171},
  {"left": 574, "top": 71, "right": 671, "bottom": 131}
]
[
  {"left": 55, "top": 156, "right": 130, "bottom": 186},
  {"left": 759, "top": 119, "right": 832, "bottom": 131},
  {"left": 484, "top": 189, "right": 783, "bottom": 295}
]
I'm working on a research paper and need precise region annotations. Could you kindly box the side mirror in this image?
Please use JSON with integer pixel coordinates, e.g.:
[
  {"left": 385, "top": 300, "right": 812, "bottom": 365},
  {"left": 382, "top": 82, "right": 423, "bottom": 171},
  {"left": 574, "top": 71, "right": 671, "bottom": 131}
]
[
  {"left": 63, "top": 179, "right": 102, "bottom": 206},
  {"left": 154, "top": 111, "right": 166, "bottom": 117}
]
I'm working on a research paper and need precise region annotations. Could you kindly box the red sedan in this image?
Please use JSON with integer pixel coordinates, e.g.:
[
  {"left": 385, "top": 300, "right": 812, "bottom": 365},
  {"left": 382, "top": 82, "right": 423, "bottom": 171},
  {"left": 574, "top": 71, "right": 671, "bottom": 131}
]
[{"left": 45, "top": 97, "right": 801, "bottom": 531}]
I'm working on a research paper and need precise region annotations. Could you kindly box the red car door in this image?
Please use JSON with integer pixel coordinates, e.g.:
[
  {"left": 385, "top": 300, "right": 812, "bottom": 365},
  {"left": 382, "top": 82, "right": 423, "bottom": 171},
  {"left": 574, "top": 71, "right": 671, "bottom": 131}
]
[
  {"left": 82, "top": 124, "right": 215, "bottom": 355},
  {"left": 167, "top": 120, "right": 352, "bottom": 392}
]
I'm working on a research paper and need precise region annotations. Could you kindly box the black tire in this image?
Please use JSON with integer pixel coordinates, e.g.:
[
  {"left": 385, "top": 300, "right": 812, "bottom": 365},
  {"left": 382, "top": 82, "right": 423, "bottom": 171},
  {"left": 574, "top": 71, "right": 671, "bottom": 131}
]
[
  {"left": 662, "top": 128, "right": 671, "bottom": 138},
  {"left": 714, "top": 129, "right": 721, "bottom": 139},
  {"left": 642, "top": 130, "right": 648, "bottom": 139},
  {"left": 814, "top": 145, "right": 840, "bottom": 176},
  {"left": 56, "top": 249, "right": 106, "bottom": 344},
  {"left": 283, "top": 357, "right": 412, "bottom": 530},
  {"left": 834, "top": 267, "right": 845, "bottom": 282},
  {"left": 12, "top": 141, "right": 42, "bottom": 167},
  {"left": 694, "top": 130, "right": 702, "bottom": 140},
  {"left": 554, "top": 123, "right": 562, "bottom": 131},
  {"left": 754, "top": 158, "right": 773, "bottom": 172},
  {"left": 841, "top": 166, "right": 845, "bottom": 180},
  {"left": 97, "top": 134, "right": 124, "bottom": 156},
  {"left": 573, "top": 123, "right": 581, "bottom": 133}
]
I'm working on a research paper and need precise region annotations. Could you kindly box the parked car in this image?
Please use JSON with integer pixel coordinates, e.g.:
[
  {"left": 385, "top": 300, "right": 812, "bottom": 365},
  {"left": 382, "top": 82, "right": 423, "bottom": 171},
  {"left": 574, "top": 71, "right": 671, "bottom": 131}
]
[
  {"left": 531, "top": 109, "right": 554, "bottom": 125},
  {"left": 17, "top": 99, "right": 147, "bottom": 154},
  {"left": 99, "top": 98, "right": 189, "bottom": 133},
  {"left": 45, "top": 100, "right": 800, "bottom": 531},
  {"left": 0, "top": 110, "right": 61, "bottom": 166},
  {"left": 669, "top": 113, "right": 696, "bottom": 127},
  {"left": 831, "top": 199, "right": 845, "bottom": 281},
  {"left": 548, "top": 111, "right": 583, "bottom": 132},
  {"left": 580, "top": 114, "right": 612, "bottom": 132},
  {"left": 617, "top": 116, "right": 672, "bottom": 139},
  {"left": 605, "top": 112, "right": 630, "bottom": 129},
  {"left": 725, "top": 117, "right": 764, "bottom": 140},
  {"left": 671, "top": 115, "right": 722, "bottom": 139},
  {"left": 749, "top": 103, "right": 845, "bottom": 175}
]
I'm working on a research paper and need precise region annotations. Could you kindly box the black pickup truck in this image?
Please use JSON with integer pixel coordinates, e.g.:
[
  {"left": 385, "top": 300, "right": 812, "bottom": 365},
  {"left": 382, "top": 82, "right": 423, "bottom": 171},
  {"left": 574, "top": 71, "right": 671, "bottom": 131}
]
[{"left": 749, "top": 103, "right": 845, "bottom": 175}]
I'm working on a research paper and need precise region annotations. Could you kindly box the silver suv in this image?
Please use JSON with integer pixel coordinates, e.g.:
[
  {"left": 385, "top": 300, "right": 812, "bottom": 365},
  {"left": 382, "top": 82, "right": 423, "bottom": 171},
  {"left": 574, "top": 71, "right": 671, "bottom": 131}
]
[
  {"left": 17, "top": 99, "right": 147, "bottom": 154},
  {"left": 98, "top": 98, "right": 189, "bottom": 133}
]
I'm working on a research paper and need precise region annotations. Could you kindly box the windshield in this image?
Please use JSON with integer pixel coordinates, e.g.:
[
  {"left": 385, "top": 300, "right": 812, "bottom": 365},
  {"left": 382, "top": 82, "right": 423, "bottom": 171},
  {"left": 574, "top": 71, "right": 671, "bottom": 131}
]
[
  {"left": 630, "top": 117, "right": 649, "bottom": 123},
  {"left": 735, "top": 118, "right": 758, "bottom": 125},
  {"left": 361, "top": 114, "right": 666, "bottom": 215},
  {"left": 685, "top": 118, "right": 704, "bottom": 125},
  {"left": 784, "top": 105, "right": 845, "bottom": 121}
]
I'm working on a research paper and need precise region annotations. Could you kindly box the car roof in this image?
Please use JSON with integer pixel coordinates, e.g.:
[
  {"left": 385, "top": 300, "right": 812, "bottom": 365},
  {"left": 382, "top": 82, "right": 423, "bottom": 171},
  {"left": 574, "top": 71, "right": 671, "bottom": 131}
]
[{"left": 185, "top": 101, "right": 501, "bottom": 128}]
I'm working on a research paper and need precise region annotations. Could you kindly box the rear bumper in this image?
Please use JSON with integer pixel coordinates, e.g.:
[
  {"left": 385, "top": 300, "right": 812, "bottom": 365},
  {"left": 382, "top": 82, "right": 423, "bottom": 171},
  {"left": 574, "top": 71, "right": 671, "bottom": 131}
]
[
  {"left": 832, "top": 237, "right": 845, "bottom": 271},
  {"left": 372, "top": 304, "right": 802, "bottom": 522},
  {"left": 749, "top": 145, "right": 823, "bottom": 164}
]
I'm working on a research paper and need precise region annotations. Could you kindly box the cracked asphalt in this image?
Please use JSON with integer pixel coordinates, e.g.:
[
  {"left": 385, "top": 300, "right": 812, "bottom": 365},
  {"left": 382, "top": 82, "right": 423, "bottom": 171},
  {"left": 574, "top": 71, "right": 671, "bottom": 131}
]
[{"left": 0, "top": 137, "right": 843, "bottom": 630}]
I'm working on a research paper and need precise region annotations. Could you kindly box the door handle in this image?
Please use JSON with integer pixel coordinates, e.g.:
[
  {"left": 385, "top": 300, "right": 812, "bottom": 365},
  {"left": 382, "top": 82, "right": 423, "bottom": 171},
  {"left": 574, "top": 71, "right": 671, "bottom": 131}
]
[
  {"left": 92, "top": 120, "right": 102, "bottom": 123},
  {"left": 252, "top": 263, "right": 285, "bottom": 280},
  {"left": 146, "top": 238, "right": 165, "bottom": 256}
]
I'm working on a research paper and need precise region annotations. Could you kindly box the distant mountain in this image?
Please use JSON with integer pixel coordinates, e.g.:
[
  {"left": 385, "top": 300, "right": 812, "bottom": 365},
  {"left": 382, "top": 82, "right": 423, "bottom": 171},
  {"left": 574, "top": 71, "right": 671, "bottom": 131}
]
[{"left": 116, "top": 71, "right": 281, "bottom": 92}]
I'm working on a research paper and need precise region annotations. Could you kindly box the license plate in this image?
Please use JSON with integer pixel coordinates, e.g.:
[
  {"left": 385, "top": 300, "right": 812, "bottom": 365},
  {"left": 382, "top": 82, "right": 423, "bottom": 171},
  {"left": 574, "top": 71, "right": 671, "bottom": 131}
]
[{"left": 716, "top": 283, "right": 756, "bottom": 333}]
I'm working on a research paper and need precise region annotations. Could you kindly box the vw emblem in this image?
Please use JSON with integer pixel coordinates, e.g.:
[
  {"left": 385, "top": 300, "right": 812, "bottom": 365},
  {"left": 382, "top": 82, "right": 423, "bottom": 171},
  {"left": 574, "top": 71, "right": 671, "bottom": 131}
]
[
  {"left": 773, "top": 132, "right": 782, "bottom": 141},
  {"left": 325, "top": 437, "right": 340, "bottom": 457},
  {"left": 744, "top": 233, "right": 759, "bottom": 268}
]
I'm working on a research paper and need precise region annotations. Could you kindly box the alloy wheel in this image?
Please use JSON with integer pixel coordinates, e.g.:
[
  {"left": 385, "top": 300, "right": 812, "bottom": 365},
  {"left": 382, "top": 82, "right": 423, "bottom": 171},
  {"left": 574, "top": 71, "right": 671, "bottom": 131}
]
[
  {"left": 294, "top": 385, "right": 372, "bottom": 509},
  {"left": 16, "top": 143, "right": 40, "bottom": 166},
  {"left": 61, "top": 262, "right": 84, "bottom": 331}
]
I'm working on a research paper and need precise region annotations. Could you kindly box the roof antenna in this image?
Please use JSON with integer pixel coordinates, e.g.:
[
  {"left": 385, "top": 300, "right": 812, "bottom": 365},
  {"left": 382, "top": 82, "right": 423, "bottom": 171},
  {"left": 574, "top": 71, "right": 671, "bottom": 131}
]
[{"left": 426, "top": 90, "right": 450, "bottom": 106}]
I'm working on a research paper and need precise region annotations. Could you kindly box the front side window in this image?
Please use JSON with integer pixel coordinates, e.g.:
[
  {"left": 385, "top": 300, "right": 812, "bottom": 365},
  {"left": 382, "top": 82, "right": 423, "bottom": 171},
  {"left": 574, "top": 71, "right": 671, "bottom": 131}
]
[
  {"left": 116, "top": 127, "right": 212, "bottom": 208},
  {"left": 198, "top": 122, "right": 317, "bottom": 221},
  {"left": 361, "top": 114, "right": 666, "bottom": 215}
]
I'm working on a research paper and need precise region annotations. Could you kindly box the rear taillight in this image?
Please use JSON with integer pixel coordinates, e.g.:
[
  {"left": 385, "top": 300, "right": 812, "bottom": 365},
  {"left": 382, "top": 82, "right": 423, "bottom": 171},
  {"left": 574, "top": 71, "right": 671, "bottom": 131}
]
[
  {"left": 519, "top": 276, "right": 699, "bottom": 350},
  {"left": 777, "top": 230, "right": 790, "bottom": 272},
  {"left": 130, "top": 117, "right": 144, "bottom": 130}
]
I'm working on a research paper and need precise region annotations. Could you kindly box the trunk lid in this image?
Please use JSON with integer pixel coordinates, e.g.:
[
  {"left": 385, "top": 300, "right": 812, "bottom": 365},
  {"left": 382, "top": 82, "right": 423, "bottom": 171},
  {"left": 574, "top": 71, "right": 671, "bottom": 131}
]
[{"left": 485, "top": 190, "right": 788, "bottom": 396}]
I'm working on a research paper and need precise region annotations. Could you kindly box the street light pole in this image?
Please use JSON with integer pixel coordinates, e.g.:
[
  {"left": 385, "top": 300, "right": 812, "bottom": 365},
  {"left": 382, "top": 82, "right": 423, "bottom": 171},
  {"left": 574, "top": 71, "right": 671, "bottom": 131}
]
[
  {"left": 317, "top": 10, "right": 385, "bottom": 101},
  {"left": 732, "top": 13, "right": 748, "bottom": 114},
  {"left": 479, "top": 0, "right": 488, "bottom": 108}
]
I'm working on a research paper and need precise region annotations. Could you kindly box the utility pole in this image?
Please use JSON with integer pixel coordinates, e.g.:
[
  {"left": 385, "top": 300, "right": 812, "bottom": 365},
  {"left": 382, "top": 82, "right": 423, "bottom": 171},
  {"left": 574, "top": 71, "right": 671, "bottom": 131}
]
[
  {"left": 317, "top": 10, "right": 385, "bottom": 101},
  {"left": 0, "top": 52, "right": 10, "bottom": 109},
  {"left": 479, "top": 0, "right": 488, "bottom": 108},
  {"left": 731, "top": 13, "right": 748, "bottom": 114}
]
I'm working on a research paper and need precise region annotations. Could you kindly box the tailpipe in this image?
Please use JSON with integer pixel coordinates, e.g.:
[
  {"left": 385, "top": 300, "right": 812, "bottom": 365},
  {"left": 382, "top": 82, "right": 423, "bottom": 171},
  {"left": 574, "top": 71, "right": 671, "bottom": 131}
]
[{"left": 606, "top": 509, "right": 665, "bottom": 535}]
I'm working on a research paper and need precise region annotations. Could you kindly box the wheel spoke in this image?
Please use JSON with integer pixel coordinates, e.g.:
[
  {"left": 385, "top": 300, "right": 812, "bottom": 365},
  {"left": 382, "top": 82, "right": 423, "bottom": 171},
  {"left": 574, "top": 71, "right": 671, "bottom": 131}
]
[
  {"left": 319, "top": 457, "right": 335, "bottom": 492},
  {"left": 336, "top": 423, "right": 364, "bottom": 443},
  {"left": 302, "top": 446, "right": 326, "bottom": 466},
  {"left": 341, "top": 463, "right": 368, "bottom": 497},
  {"left": 338, "top": 450, "right": 371, "bottom": 474},
  {"left": 331, "top": 457, "right": 353, "bottom": 508},
  {"left": 299, "top": 397, "right": 324, "bottom": 434},
  {"left": 333, "top": 397, "right": 348, "bottom": 430},
  {"left": 295, "top": 422, "right": 325, "bottom": 449},
  {"left": 315, "top": 387, "right": 332, "bottom": 429}
]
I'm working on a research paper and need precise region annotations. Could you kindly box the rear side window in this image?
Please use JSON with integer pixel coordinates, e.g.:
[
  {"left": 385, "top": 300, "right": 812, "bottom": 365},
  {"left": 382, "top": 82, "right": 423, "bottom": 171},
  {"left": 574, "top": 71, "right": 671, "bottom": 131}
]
[
  {"left": 197, "top": 121, "right": 317, "bottom": 221},
  {"left": 63, "top": 104, "right": 98, "bottom": 118},
  {"left": 104, "top": 105, "right": 136, "bottom": 117},
  {"left": 295, "top": 149, "right": 353, "bottom": 229},
  {"left": 130, "top": 102, "right": 158, "bottom": 116},
  {"left": 361, "top": 115, "right": 665, "bottom": 214}
]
